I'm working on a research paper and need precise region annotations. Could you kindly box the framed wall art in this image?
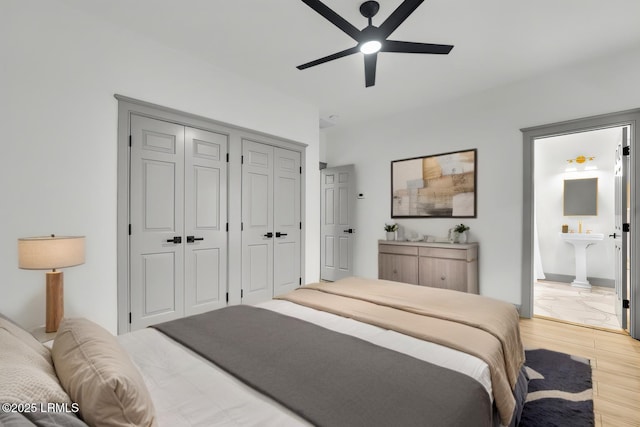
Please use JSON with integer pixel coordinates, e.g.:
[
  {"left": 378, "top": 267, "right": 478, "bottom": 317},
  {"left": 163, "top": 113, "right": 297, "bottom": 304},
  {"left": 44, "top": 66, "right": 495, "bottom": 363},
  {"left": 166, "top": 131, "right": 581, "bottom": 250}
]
[{"left": 391, "top": 148, "right": 477, "bottom": 218}]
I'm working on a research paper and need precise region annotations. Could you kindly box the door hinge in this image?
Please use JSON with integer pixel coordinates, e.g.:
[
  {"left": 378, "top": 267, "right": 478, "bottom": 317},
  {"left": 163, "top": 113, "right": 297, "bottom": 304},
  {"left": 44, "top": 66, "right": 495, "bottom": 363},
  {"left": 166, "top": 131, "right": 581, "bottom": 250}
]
[
  {"left": 623, "top": 146, "right": 630, "bottom": 156},
  {"left": 241, "top": 289, "right": 244, "bottom": 299},
  {"left": 226, "top": 292, "right": 229, "bottom": 303},
  {"left": 623, "top": 223, "right": 630, "bottom": 232},
  {"left": 128, "top": 224, "right": 132, "bottom": 235},
  {"left": 241, "top": 222, "right": 244, "bottom": 231},
  {"left": 299, "top": 277, "right": 302, "bottom": 286},
  {"left": 129, "top": 135, "right": 132, "bottom": 147},
  {"left": 226, "top": 153, "right": 229, "bottom": 162},
  {"left": 241, "top": 155, "right": 244, "bottom": 164},
  {"left": 299, "top": 222, "right": 302, "bottom": 230},
  {"left": 128, "top": 312, "right": 132, "bottom": 324},
  {"left": 299, "top": 166, "right": 302, "bottom": 174},
  {"left": 623, "top": 299, "right": 630, "bottom": 309},
  {"left": 226, "top": 223, "right": 229, "bottom": 232}
]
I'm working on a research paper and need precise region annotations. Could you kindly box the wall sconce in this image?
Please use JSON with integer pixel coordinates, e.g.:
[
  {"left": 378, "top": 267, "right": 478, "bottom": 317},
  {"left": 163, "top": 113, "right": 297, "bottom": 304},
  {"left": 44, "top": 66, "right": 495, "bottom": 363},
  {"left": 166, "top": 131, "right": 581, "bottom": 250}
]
[
  {"left": 18, "top": 235, "right": 85, "bottom": 332},
  {"left": 566, "top": 155, "right": 596, "bottom": 172},
  {"left": 566, "top": 155, "right": 595, "bottom": 164}
]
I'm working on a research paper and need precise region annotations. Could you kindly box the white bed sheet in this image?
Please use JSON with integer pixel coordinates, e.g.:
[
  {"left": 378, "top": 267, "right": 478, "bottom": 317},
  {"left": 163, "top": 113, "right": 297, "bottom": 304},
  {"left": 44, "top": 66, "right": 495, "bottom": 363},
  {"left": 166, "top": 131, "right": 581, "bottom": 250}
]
[{"left": 118, "top": 300, "right": 493, "bottom": 426}]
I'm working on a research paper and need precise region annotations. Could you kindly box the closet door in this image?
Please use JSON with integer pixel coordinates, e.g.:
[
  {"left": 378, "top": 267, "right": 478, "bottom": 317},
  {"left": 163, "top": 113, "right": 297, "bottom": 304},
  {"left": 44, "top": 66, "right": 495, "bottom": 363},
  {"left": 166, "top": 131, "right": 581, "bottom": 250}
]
[
  {"left": 184, "top": 127, "right": 228, "bottom": 316},
  {"left": 273, "top": 148, "right": 301, "bottom": 296},
  {"left": 241, "top": 140, "right": 274, "bottom": 304},
  {"left": 130, "top": 115, "right": 185, "bottom": 329}
]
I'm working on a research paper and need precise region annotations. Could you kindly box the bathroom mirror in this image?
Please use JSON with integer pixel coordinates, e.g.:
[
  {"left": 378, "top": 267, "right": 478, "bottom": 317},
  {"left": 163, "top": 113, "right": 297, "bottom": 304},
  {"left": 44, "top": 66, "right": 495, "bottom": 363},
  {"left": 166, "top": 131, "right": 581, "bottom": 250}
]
[{"left": 564, "top": 177, "right": 598, "bottom": 216}]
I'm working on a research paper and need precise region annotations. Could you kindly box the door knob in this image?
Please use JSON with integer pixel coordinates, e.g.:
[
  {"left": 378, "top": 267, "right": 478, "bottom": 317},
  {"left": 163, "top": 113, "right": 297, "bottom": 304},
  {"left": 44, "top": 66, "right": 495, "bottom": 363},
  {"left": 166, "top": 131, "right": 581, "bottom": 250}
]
[
  {"left": 166, "top": 236, "right": 182, "bottom": 244},
  {"left": 263, "top": 232, "right": 273, "bottom": 238},
  {"left": 343, "top": 228, "right": 354, "bottom": 234},
  {"left": 186, "top": 236, "right": 204, "bottom": 243},
  {"left": 275, "top": 232, "right": 288, "bottom": 238}
]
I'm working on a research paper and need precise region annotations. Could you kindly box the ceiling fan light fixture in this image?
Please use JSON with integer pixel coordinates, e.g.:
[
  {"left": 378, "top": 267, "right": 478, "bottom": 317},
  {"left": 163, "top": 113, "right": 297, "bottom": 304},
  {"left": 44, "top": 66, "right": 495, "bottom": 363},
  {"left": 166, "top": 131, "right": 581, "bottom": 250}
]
[{"left": 360, "top": 40, "right": 381, "bottom": 54}]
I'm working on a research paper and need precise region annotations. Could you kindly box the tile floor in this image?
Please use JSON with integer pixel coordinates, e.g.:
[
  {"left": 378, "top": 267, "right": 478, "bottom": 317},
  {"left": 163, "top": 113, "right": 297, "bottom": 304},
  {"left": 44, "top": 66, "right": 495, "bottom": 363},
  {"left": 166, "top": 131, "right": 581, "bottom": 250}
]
[{"left": 533, "top": 280, "right": 621, "bottom": 330}]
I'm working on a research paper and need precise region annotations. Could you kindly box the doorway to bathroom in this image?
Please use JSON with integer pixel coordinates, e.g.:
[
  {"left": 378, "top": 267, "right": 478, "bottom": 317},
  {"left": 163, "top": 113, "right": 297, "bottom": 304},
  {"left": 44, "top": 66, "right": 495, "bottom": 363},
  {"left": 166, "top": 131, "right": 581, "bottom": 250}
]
[
  {"left": 521, "top": 108, "right": 639, "bottom": 339},
  {"left": 533, "top": 127, "right": 624, "bottom": 331}
]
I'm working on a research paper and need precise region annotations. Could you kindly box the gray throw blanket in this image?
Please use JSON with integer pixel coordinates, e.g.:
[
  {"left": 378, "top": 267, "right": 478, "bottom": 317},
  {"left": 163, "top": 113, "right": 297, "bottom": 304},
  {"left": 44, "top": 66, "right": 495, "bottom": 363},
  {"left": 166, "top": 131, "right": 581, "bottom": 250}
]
[{"left": 152, "top": 305, "right": 492, "bottom": 427}]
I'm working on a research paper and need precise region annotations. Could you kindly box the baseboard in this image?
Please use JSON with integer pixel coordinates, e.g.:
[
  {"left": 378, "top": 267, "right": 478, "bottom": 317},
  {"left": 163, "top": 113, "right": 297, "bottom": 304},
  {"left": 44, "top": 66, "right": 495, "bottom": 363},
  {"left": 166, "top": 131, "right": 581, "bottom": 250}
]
[{"left": 541, "top": 273, "right": 614, "bottom": 288}]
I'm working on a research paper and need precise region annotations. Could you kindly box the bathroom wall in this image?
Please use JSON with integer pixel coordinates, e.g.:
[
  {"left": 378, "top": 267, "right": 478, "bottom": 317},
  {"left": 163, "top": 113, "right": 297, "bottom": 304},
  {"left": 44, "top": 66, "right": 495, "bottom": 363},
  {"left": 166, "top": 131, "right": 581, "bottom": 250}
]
[{"left": 534, "top": 127, "right": 620, "bottom": 283}]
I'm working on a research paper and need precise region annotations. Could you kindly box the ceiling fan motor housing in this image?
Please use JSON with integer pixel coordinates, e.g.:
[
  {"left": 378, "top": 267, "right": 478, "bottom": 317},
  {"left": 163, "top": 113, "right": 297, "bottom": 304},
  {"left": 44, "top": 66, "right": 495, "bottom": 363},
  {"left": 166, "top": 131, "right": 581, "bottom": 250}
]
[{"left": 360, "top": 1, "right": 380, "bottom": 19}]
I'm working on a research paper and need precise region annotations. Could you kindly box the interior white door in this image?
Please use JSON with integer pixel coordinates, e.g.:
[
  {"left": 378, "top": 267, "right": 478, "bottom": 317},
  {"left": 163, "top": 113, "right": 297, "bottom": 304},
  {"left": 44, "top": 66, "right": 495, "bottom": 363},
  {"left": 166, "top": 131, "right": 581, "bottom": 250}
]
[
  {"left": 320, "top": 165, "right": 356, "bottom": 281},
  {"left": 241, "top": 140, "right": 274, "bottom": 304},
  {"left": 130, "top": 115, "right": 185, "bottom": 329},
  {"left": 273, "top": 148, "right": 301, "bottom": 296},
  {"left": 613, "top": 126, "right": 629, "bottom": 330},
  {"left": 184, "top": 127, "right": 228, "bottom": 316}
]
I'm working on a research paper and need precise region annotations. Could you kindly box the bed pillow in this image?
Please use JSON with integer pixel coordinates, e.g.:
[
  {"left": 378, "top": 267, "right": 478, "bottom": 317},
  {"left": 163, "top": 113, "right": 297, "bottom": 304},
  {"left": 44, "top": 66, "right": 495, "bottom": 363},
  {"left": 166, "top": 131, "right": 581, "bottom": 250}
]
[
  {"left": 0, "top": 316, "right": 52, "bottom": 361},
  {"left": 0, "top": 328, "right": 72, "bottom": 404},
  {"left": 51, "top": 318, "right": 157, "bottom": 427}
]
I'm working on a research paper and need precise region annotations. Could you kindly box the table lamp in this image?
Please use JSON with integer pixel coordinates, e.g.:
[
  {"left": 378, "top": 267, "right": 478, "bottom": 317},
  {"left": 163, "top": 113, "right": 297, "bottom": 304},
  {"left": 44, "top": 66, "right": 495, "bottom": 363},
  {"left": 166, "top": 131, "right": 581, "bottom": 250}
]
[{"left": 18, "top": 235, "right": 85, "bottom": 332}]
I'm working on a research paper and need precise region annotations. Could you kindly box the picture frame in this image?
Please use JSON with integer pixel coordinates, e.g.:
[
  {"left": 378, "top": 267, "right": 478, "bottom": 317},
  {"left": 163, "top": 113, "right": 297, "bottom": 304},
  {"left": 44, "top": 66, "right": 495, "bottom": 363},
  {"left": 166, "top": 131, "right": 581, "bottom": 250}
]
[{"left": 391, "top": 148, "right": 477, "bottom": 218}]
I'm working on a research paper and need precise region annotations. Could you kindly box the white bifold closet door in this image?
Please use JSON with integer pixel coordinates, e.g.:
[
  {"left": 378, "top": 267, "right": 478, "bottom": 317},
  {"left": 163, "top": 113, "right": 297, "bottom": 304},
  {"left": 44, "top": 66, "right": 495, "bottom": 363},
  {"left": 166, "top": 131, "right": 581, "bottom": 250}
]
[
  {"left": 129, "top": 115, "right": 227, "bottom": 330},
  {"left": 241, "top": 140, "right": 301, "bottom": 305}
]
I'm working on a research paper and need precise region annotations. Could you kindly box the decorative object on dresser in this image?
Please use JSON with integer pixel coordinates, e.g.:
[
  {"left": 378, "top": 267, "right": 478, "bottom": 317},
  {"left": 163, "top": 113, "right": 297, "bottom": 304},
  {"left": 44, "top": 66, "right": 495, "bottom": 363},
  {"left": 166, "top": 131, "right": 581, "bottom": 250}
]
[
  {"left": 391, "top": 148, "right": 477, "bottom": 218},
  {"left": 451, "top": 223, "right": 470, "bottom": 243},
  {"left": 383, "top": 223, "right": 398, "bottom": 240},
  {"left": 17, "top": 235, "right": 85, "bottom": 332},
  {"left": 378, "top": 240, "right": 478, "bottom": 293}
]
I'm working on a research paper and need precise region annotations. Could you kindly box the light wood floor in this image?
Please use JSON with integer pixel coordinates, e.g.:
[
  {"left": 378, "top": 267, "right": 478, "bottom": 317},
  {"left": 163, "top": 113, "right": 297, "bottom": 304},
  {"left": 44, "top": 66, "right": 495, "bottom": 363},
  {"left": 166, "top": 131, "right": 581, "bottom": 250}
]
[{"left": 520, "top": 316, "right": 640, "bottom": 426}]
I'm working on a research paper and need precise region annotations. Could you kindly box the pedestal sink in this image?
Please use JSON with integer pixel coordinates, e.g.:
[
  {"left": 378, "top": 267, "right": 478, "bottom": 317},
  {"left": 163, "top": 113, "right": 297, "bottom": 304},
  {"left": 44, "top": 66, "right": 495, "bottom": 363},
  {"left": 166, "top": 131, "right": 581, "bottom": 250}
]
[{"left": 560, "top": 233, "right": 604, "bottom": 288}]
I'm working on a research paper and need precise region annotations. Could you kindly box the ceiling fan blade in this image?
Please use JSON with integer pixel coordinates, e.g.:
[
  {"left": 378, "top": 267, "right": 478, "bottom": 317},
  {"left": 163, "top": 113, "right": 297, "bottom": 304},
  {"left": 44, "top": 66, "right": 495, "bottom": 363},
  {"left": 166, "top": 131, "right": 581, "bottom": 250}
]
[
  {"left": 301, "top": 0, "right": 361, "bottom": 41},
  {"left": 378, "top": 0, "right": 424, "bottom": 39},
  {"left": 364, "top": 54, "right": 377, "bottom": 87},
  {"left": 297, "top": 46, "right": 360, "bottom": 70},
  {"left": 382, "top": 40, "right": 453, "bottom": 54}
]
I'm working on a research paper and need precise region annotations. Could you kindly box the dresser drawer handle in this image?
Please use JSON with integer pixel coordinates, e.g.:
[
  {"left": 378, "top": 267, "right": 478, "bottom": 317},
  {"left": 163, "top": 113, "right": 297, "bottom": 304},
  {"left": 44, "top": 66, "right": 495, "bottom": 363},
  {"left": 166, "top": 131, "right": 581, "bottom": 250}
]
[{"left": 440, "top": 275, "right": 446, "bottom": 280}]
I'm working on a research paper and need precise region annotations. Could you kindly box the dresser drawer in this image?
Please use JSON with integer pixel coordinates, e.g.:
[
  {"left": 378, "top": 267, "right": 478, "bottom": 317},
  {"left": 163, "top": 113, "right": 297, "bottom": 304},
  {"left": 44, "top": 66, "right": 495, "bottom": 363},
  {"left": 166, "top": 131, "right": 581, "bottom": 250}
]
[
  {"left": 418, "top": 247, "right": 467, "bottom": 260},
  {"left": 379, "top": 244, "right": 419, "bottom": 256}
]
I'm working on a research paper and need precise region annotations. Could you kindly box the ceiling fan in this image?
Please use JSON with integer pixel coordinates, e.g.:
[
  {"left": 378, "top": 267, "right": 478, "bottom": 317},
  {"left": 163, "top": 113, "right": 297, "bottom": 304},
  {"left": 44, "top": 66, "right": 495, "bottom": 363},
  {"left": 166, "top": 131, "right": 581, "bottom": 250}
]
[{"left": 297, "top": 0, "right": 454, "bottom": 87}]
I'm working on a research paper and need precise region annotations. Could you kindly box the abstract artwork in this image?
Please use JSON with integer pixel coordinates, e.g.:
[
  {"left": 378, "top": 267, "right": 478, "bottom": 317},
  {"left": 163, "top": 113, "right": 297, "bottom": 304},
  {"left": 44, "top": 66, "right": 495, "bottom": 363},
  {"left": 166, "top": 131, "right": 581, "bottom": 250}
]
[{"left": 391, "top": 149, "right": 477, "bottom": 218}]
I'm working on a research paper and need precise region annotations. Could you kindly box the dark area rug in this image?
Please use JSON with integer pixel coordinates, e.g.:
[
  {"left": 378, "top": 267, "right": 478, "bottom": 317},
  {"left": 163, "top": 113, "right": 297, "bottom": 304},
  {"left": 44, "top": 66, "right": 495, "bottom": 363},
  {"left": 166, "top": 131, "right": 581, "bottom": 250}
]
[{"left": 520, "top": 349, "right": 593, "bottom": 427}]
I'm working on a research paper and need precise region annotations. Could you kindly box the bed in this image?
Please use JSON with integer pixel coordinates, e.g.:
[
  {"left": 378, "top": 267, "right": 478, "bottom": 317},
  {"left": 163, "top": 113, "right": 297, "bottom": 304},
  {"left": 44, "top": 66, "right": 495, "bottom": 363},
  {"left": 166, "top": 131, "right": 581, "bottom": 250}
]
[{"left": 0, "top": 277, "right": 528, "bottom": 427}]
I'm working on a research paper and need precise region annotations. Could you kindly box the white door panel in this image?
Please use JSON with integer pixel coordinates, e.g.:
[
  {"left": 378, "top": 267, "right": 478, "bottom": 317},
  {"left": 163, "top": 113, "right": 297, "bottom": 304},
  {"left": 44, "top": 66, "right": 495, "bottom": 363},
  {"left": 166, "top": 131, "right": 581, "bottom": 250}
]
[
  {"left": 321, "top": 165, "right": 355, "bottom": 281},
  {"left": 613, "top": 127, "right": 629, "bottom": 330},
  {"left": 130, "top": 116, "right": 228, "bottom": 329},
  {"left": 242, "top": 140, "right": 274, "bottom": 304},
  {"left": 184, "top": 127, "right": 228, "bottom": 316},
  {"left": 242, "top": 141, "right": 301, "bottom": 303},
  {"left": 130, "top": 115, "right": 185, "bottom": 329},
  {"left": 274, "top": 148, "right": 301, "bottom": 296}
]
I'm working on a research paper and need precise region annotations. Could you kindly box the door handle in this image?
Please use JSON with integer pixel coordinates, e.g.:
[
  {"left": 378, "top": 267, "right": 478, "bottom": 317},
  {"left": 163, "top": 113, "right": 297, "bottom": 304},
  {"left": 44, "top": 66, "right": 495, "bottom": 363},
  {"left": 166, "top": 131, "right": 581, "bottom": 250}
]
[
  {"left": 166, "top": 236, "right": 182, "bottom": 244},
  {"left": 186, "top": 236, "right": 204, "bottom": 243},
  {"left": 343, "top": 228, "right": 354, "bottom": 234},
  {"left": 275, "top": 232, "right": 288, "bottom": 238},
  {"left": 263, "top": 232, "right": 273, "bottom": 238},
  {"left": 609, "top": 233, "right": 618, "bottom": 238}
]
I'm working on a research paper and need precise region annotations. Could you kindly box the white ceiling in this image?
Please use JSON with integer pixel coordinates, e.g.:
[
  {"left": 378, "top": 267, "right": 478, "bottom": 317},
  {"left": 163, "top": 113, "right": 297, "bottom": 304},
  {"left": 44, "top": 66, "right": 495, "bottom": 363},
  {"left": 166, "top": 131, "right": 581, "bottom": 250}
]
[{"left": 59, "top": 0, "right": 640, "bottom": 128}]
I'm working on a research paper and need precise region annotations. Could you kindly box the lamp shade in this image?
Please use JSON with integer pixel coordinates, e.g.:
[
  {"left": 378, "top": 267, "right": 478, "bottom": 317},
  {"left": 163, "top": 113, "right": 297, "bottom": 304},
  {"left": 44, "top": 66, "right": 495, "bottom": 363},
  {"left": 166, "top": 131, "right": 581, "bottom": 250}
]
[{"left": 18, "top": 236, "right": 85, "bottom": 270}]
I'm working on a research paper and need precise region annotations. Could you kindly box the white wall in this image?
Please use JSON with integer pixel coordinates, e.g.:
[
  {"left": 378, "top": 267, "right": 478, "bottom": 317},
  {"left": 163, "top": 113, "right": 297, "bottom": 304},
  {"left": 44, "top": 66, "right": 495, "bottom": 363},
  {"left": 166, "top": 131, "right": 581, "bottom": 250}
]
[
  {"left": 0, "top": 0, "right": 319, "bottom": 333},
  {"left": 324, "top": 44, "right": 640, "bottom": 305},
  {"left": 535, "top": 129, "right": 619, "bottom": 281}
]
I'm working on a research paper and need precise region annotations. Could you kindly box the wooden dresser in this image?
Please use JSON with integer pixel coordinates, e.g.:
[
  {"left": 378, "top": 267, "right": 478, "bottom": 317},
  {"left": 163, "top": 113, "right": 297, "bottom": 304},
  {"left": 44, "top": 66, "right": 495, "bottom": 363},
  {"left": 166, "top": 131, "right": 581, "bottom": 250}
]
[{"left": 378, "top": 240, "right": 479, "bottom": 294}]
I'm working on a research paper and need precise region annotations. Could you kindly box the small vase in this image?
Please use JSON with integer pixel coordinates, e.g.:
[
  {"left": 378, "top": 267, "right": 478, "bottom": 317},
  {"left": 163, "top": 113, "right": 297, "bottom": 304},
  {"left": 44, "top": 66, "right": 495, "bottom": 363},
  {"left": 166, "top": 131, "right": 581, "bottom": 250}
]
[
  {"left": 457, "top": 231, "right": 468, "bottom": 244},
  {"left": 386, "top": 231, "right": 396, "bottom": 241}
]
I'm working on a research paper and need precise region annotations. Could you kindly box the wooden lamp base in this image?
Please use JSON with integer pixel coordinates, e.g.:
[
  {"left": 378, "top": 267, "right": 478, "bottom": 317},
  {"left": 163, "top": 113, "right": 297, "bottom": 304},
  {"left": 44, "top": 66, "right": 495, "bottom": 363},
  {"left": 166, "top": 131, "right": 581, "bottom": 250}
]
[{"left": 45, "top": 271, "right": 64, "bottom": 333}]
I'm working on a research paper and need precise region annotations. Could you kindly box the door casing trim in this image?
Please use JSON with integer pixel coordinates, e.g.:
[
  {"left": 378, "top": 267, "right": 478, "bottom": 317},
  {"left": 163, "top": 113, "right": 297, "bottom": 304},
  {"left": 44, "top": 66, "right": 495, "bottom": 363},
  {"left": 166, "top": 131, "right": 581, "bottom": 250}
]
[{"left": 521, "top": 108, "right": 640, "bottom": 339}]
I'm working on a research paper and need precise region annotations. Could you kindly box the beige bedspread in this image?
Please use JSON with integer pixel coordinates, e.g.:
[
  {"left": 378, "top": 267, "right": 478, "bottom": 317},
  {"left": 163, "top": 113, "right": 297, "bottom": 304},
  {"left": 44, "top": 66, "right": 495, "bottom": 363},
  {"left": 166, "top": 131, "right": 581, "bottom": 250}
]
[{"left": 275, "top": 277, "right": 525, "bottom": 426}]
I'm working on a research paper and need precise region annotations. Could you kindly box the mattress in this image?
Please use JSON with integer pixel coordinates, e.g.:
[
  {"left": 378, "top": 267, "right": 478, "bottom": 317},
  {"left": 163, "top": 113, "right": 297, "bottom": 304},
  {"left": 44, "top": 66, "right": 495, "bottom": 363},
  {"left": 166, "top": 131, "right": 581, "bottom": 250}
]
[{"left": 118, "top": 299, "right": 493, "bottom": 426}]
